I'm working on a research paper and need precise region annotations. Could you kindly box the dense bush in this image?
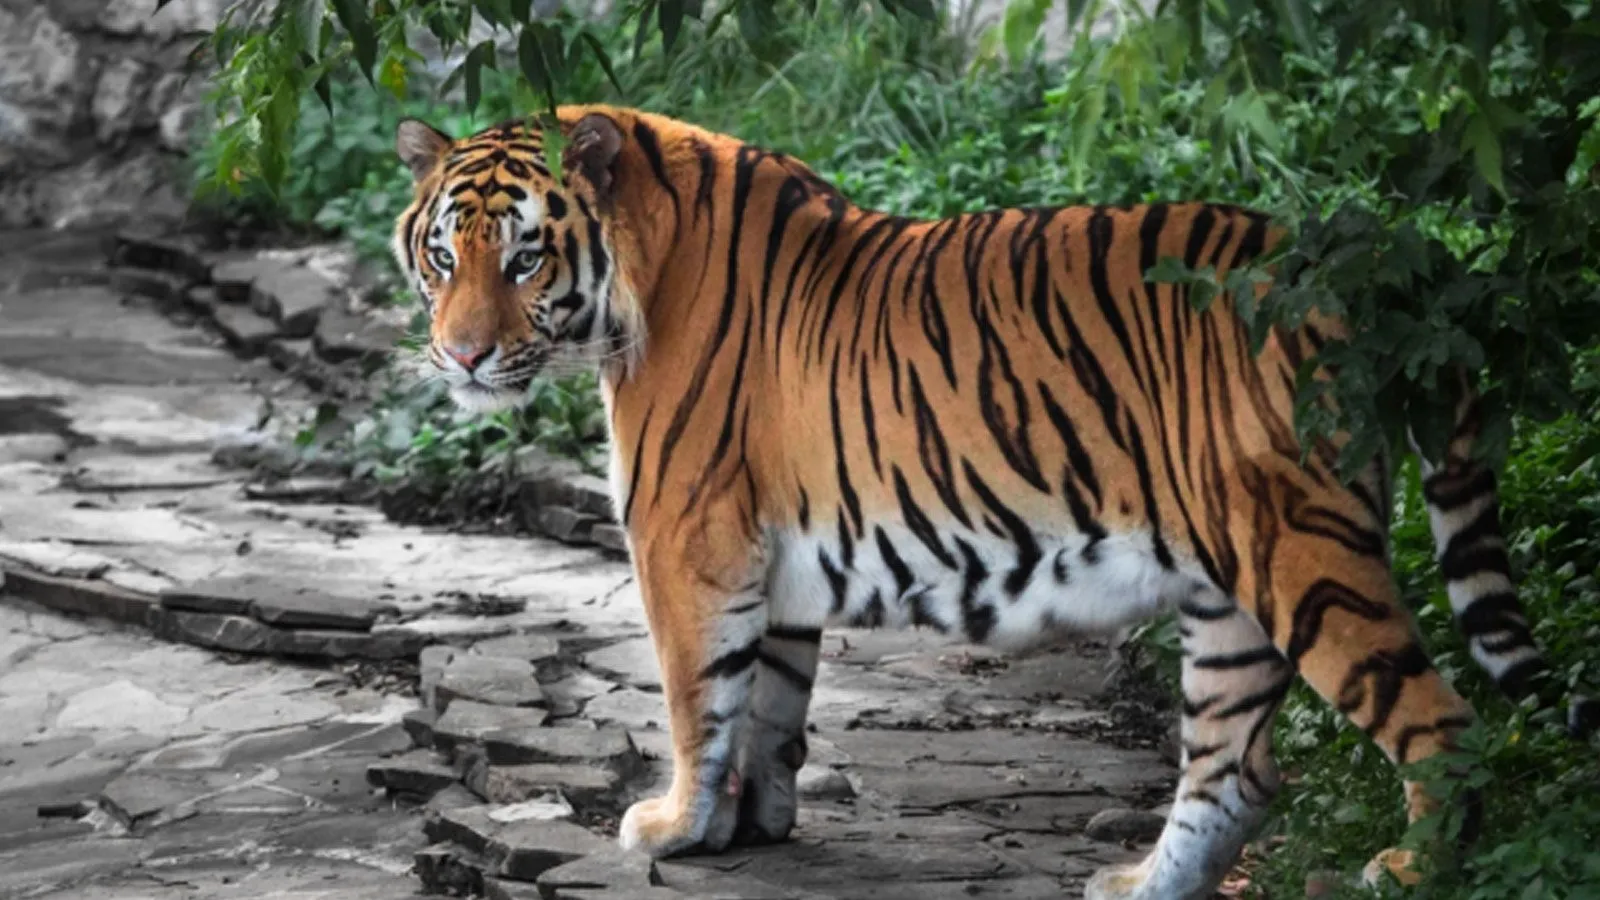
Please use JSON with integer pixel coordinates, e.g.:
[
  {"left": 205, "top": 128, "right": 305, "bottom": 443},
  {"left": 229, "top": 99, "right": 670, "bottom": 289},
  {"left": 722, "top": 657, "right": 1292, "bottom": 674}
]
[{"left": 193, "top": 2, "right": 1600, "bottom": 896}]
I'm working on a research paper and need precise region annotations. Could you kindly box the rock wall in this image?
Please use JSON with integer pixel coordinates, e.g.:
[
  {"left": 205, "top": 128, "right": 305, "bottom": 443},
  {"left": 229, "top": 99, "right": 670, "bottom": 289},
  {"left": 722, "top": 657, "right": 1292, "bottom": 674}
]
[{"left": 0, "top": 0, "right": 223, "bottom": 230}]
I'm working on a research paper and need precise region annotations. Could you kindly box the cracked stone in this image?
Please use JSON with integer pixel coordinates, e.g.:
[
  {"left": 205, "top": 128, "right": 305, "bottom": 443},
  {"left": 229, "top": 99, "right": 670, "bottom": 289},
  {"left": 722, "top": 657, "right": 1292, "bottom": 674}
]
[
  {"left": 249, "top": 587, "right": 393, "bottom": 631},
  {"left": 487, "top": 817, "right": 612, "bottom": 881},
  {"left": 210, "top": 255, "right": 274, "bottom": 303},
  {"left": 432, "top": 700, "right": 552, "bottom": 756},
  {"left": 158, "top": 577, "right": 260, "bottom": 616},
  {"left": 403, "top": 707, "right": 438, "bottom": 748},
  {"left": 590, "top": 523, "right": 630, "bottom": 555},
  {"left": 461, "top": 721, "right": 635, "bottom": 768},
  {"left": 98, "top": 772, "right": 202, "bottom": 829},
  {"left": 108, "top": 268, "right": 189, "bottom": 309},
  {"left": 537, "top": 505, "right": 599, "bottom": 543},
  {"left": 209, "top": 303, "right": 279, "bottom": 355},
  {"left": 112, "top": 233, "right": 211, "bottom": 283},
  {"left": 425, "top": 804, "right": 502, "bottom": 854},
  {"left": 55, "top": 679, "right": 187, "bottom": 734},
  {"left": 583, "top": 688, "right": 666, "bottom": 730},
  {"left": 1084, "top": 807, "right": 1165, "bottom": 844},
  {"left": 365, "top": 750, "right": 458, "bottom": 798},
  {"left": 420, "top": 644, "right": 457, "bottom": 708},
  {"left": 427, "top": 783, "right": 483, "bottom": 814},
  {"left": 250, "top": 266, "right": 336, "bottom": 337},
  {"left": 415, "top": 841, "right": 487, "bottom": 897},
  {"left": 434, "top": 653, "right": 545, "bottom": 712},
  {"left": 91, "top": 58, "right": 148, "bottom": 143},
  {"left": 148, "top": 609, "right": 424, "bottom": 660},
  {"left": 0, "top": 567, "right": 155, "bottom": 626},
  {"left": 582, "top": 637, "right": 662, "bottom": 691},
  {"left": 536, "top": 848, "right": 660, "bottom": 895},
  {"left": 312, "top": 303, "right": 401, "bottom": 364},
  {"left": 463, "top": 758, "right": 622, "bottom": 809},
  {"left": 469, "top": 632, "right": 561, "bottom": 665}
]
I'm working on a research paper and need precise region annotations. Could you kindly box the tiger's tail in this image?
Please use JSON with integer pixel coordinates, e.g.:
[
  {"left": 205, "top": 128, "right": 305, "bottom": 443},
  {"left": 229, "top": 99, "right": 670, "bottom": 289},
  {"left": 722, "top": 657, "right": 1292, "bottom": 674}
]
[{"left": 1414, "top": 383, "right": 1599, "bottom": 739}]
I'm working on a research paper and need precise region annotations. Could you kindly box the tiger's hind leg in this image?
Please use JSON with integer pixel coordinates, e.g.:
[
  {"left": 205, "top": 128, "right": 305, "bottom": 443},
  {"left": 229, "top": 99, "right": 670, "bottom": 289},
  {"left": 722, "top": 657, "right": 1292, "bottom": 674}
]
[
  {"left": 1086, "top": 590, "right": 1290, "bottom": 900},
  {"left": 728, "top": 621, "right": 822, "bottom": 845}
]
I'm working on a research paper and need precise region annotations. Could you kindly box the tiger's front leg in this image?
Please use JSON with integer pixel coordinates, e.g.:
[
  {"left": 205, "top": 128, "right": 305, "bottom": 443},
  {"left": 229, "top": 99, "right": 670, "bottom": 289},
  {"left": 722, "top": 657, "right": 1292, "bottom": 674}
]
[{"left": 618, "top": 514, "right": 769, "bottom": 858}]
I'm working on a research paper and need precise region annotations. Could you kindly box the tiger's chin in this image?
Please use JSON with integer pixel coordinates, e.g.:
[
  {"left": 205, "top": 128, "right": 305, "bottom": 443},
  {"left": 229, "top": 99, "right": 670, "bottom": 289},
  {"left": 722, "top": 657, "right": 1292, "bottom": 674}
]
[{"left": 448, "top": 381, "right": 524, "bottom": 414}]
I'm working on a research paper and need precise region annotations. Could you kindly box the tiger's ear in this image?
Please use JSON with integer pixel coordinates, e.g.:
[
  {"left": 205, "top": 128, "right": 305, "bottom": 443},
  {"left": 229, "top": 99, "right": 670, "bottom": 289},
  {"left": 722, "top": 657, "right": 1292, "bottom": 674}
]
[
  {"left": 396, "top": 119, "right": 453, "bottom": 182},
  {"left": 562, "top": 113, "right": 624, "bottom": 203}
]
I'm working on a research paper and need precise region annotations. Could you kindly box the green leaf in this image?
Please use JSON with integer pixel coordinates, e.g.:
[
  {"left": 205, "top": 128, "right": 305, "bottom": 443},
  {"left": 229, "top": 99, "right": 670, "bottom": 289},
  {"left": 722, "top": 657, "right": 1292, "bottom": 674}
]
[
  {"left": 328, "top": 0, "right": 377, "bottom": 81},
  {"left": 1066, "top": 0, "right": 1091, "bottom": 29},
  {"left": 660, "top": 0, "right": 685, "bottom": 52},
  {"left": 1273, "top": 0, "right": 1316, "bottom": 54},
  {"left": 1001, "top": 0, "right": 1051, "bottom": 65},
  {"left": 463, "top": 40, "right": 497, "bottom": 113},
  {"left": 519, "top": 26, "right": 555, "bottom": 103},
  {"left": 1463, "top": 112, "right": 1506, "bottom": 196},
  {"left": 634, "top": 0, "right": 656, "bottom": 60},
  {"left": 579, "top": 31, "right": 626, "bottom": 97}
]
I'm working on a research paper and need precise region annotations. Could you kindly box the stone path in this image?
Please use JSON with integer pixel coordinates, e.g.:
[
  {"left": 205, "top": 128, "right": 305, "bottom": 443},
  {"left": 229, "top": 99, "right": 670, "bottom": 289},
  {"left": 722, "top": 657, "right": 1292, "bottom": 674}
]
[{"left": 1, "top": 228, "right": 1179, "bottom": 899}]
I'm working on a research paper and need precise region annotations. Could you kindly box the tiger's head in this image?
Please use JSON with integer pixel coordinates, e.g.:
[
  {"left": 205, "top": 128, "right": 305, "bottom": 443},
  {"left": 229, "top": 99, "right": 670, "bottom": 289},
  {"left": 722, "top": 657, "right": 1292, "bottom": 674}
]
[{"left": 391, "top": 111, "right": 639, "bottom": 412}]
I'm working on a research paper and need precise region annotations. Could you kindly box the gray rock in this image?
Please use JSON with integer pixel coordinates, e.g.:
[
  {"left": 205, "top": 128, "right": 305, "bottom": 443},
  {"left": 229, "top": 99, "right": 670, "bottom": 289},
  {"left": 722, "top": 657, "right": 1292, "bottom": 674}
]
[
  {"left": 0, "top": 566, "right": 155, "bottom": 626},
  {"left": 209, "top": 303, "right": 279, "bottom": 355},
  {"left": 184, "top": 286, "right": 219, "bottom": 314},
  {"left": 590, "top": 523, "right": 630, "bottom": 555},
  {"left": 583, "top": 636, "right": 662, "bottom": 691},
  {"left": 426, "top": 782, "right": 483, "bottom": 814},
  {"left": 414, "top": 841, "right": 487, "bottom": 897},
  {"left": 564, "top": 474, "right": 615, "bottom": 520},
  {"left": 109, "top": 268, "right": 189, "bottom": 310},
  {"left": 546, "top": 889, "right": 688, "bottom": 900},
  {"left": 91, "top": 58, "right": 148, "bottom": 143},
  {"left": 210, "top": 255, "right": 274, "bottom": 303},
  {"left": 113, "top": 232, "right": 210, "bottom": 281},
  {"left": 432, "top": 700, "right": 552, "bottom": 755},
  {"left": 425, "top": 804, "right": 502, "bottom": 854},
  {"left": 537, "top": 848, "right": 660, "bottom": 895},
  {"left": 265, "top": 337, "right": 314, "bottom": 372},
  {"left": 403, "top": 707, "right": 438, "bottom": 748},
  {"left": 148, "top": 609, "right": 425, "bottom": 660},
  {"left": 537, "top": 505, "right": 599, "bottom": 544},
  {"left": 0, "top": 8, "right": 84, "bottom": 157},
  {"left": 1084, "top": 807, "right": 1165, "bottom": 843},
  {"left": 98, "top": 772, "right": 200, "bottom": 829},
  {"left": 100, "top": 0, "right": 227, "bottom": 38},
  {"left": 434, "top": 653, "right": 545, "bottom": 712},
  {"left": 482, "top": 877, "right": 543, "bottom": 900},
  {"left": 584, "top": 688, "right": 666, "bottom": 730},
  {"left": 464, "top": 759, "right": 621, "bottom": 809},
  {"left": 250, "top": 266, "right": 336, "bottom": 337},
  {"left": 487, "top": 818, "right": 612, "bottom": 881},
  {"left": 249, "top": 588, "right": 393, "bottom": 631},
  {"left": 797, "top": 765, "right": 855, "bottom": 801},
  {"left": 312, "top": 303, "right": 402, "bottom": 364},
  {"left": 158, "top": 578, "right": 259, "bottom": 616},
  {"left": 469, "top": 632, "right": 561, "bottom": 665},
  {"left": 420, "top": 644, "right": 457, "bottom": 709},
  {"left": 365, "top": 750, "right": 458, "bottom": 797},
  {"left": 459, "top": 721, "right": 635, "bottom": 768}
]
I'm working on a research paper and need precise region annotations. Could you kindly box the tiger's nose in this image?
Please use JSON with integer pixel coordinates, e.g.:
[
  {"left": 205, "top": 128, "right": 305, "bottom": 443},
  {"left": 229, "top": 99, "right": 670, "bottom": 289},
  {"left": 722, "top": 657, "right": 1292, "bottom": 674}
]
[{"left": 443, "top": 343, "right": 495, "bottom": 372}]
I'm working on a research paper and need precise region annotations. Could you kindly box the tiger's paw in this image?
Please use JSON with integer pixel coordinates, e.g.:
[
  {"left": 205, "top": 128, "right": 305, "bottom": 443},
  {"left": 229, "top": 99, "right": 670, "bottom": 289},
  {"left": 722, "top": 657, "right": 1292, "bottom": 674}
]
[
  {"left": 1084, "top": 860, "right": 1154, "bottom": 900},
  {"left": 618, "top": 779, "right": 740, "bottom": 858}
]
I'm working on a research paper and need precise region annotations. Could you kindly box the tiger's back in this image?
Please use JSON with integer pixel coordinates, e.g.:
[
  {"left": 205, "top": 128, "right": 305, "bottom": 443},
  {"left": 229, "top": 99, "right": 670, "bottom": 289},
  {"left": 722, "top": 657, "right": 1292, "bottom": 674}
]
[{"left": 392, "top": 106, "right": 1591, "bottom": 900}]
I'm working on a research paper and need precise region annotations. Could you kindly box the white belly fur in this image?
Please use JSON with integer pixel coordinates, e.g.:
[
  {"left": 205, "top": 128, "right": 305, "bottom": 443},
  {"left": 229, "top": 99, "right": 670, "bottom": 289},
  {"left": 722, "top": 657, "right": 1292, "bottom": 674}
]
[{"left": 765, "top": 521, "right": 1203, "bottom": 652}]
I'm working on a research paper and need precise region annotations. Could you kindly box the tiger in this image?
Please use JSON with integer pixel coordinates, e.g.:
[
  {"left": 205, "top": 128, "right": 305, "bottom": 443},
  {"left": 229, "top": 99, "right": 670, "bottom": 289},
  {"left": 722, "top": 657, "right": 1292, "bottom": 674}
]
[{"left": 390, "top": 104, "right": 1596, "bottom": 899}]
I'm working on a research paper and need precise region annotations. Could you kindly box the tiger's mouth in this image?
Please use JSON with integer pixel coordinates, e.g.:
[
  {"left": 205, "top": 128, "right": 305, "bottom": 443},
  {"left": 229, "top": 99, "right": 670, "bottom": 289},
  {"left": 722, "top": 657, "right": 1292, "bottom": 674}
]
[{"left": 447, "top": 379, "right": 525, "bottom": 414}]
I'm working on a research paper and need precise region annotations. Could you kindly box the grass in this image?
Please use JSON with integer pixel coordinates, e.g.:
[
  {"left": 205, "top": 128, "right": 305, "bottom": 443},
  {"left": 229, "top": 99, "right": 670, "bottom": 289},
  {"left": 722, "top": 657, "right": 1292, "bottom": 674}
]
[{"left": 191, "top": 3, "right": 1600, "bottom": 896}]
